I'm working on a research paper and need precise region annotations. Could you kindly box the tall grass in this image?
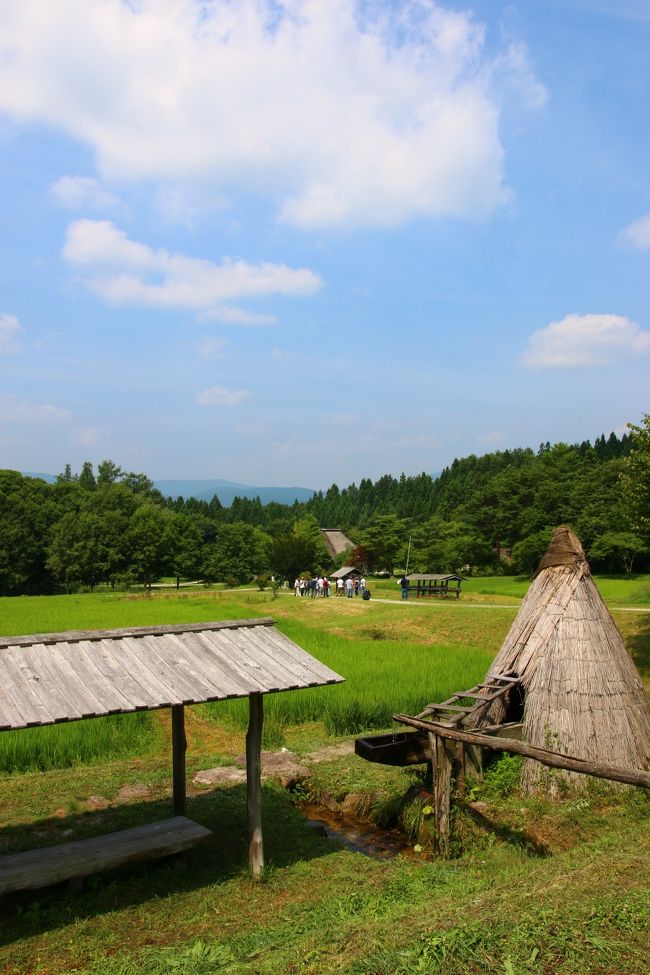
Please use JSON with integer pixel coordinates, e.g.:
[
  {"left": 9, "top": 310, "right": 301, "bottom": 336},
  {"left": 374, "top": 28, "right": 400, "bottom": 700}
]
[
  {"left": 0, "top": 712, "right": 154, "bottom": 774},
  {"left": 211, "top": 619, "right": 493, "bottom": 736}
]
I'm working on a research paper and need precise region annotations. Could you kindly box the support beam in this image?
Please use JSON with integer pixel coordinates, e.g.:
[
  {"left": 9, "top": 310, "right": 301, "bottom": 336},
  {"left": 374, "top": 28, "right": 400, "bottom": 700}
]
[
  {"left": 171, "top": 705, "right": 186, "bottom": 816},
  {"left": 246, "top": 692, "right": 265, "bottom": 880},
  {"left": 430, "top": 734, "right": 454, "bottom": 855}
]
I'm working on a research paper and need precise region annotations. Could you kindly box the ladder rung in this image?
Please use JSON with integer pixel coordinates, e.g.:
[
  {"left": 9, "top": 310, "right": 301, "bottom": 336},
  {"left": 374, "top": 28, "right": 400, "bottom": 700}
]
[{"left": 424, "top": 704, "right": 473, "bottom": 713}]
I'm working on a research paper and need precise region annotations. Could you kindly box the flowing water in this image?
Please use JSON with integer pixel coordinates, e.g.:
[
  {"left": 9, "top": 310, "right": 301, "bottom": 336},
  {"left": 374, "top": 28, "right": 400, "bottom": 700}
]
[{"left": 300, "top": 802, "right": 416, "bottom": 859}]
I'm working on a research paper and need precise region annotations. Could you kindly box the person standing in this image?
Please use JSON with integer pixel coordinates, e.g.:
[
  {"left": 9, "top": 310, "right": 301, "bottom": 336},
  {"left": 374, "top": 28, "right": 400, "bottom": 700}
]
[{"left": 399, "top": 575, "right": 409, "bottom": 600}]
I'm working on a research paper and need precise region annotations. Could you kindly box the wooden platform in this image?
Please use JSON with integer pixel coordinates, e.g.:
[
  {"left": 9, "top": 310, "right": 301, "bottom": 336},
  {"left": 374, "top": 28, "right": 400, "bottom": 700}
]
[{"left": 0, "top": 816, "right": 212, "bottom": 896}]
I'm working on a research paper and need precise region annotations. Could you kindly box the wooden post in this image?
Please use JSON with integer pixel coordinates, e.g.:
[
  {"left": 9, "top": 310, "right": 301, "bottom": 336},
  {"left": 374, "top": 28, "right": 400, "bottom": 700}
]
[
  {"left": 430, "top": 732, "right": 454, "bottom": 856},
  {"left": 246, "top": 692, "right": 264, "bottom": 880},
  {"left": 455, "top": 742, "right": 466, "bottom": 799},
  {"left": 171, "top": 705, "right": 186, "bottom": 816}
]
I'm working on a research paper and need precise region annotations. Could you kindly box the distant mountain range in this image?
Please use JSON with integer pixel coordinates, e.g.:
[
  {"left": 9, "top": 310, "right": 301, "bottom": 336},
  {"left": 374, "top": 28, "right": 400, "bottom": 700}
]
[
  {"left": 23, "top": 472, "right": 315, "bottom": 506},
  {"left": 153, "top": 478, "right": 315, "bottom": 506}
]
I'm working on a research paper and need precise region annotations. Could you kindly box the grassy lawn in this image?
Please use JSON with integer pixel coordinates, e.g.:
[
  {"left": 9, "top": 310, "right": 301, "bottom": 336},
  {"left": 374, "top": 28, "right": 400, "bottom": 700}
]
[
  {"left": 368, "top": 572, "right": 650, "bottom": 605},
  {"left": 0, "top": 585, "right": 649, "bottom": 974}
]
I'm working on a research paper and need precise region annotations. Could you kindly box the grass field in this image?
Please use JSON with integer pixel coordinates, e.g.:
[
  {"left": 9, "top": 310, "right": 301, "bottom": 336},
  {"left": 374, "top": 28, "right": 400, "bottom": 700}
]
[
  {"left": 369, "top": 572, "right": 650, "bottom": 605},
  {"left": 0, "top": 583, "right": 649, "bottom": 974}
]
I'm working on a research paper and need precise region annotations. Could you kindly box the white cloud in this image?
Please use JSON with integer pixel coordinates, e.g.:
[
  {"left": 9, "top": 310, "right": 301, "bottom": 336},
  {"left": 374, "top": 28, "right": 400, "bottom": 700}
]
[
  {"left": 62, "top": 219, "right": 321, "bottom": 315},
  {"left": 0, "top": 393, "right": 71, "bottom": 423},
  {"left": 50, "top": 175, "right": 121, "bottom": 212},
  {"left": 198, "top": 307, "right": 277, "bottom": 326},
  {"left": 192, "top": 336, "right": 227, "bottom": 360},
  {"left": 521, "top": 313, "right": 650, "bottom": 368},
  {"left": 0, "top": 312, "right": 22, "bottom": 353},
  {"left": 619, "top": 213, "right": 650, "bottom": 250},
  {"left": 0, "top": 1, "right": 542, "bottom": 228},
  {"left": 478, "top": 429, "right": 506, "bottom": 447},
  {"left": 195, "top": 386, "right": 252, "bottom": 407},
  {"left": 73, "top": 426, "right": 99, "bottom": 446}
]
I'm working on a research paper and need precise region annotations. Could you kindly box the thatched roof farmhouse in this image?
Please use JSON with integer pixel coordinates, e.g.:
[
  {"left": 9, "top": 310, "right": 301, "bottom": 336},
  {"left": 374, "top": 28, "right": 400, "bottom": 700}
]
[{"left": 472, "top": 525, "right": 650, "bottom": 791}]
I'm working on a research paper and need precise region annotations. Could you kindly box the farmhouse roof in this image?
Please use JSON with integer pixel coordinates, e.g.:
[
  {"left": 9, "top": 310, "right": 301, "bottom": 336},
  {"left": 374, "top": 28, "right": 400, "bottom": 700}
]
[
  {"left": 0, "top": 618, "right": 344, "bottom": 731},
  {"left": 472, "top": 525, "right": 650, "bottom": 790},
  {"left": 320, "top": 529, "right": 354, "bottom": 559},
  {"left": 330, "top": 566, "right": 360, "bottom": 579}
]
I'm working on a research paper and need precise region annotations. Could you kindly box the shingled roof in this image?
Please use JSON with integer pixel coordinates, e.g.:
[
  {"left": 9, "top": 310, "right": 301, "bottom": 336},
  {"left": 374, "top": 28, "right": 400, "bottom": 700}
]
[{"left": 0, "top": 617, "right": 344, "bottom": 731}]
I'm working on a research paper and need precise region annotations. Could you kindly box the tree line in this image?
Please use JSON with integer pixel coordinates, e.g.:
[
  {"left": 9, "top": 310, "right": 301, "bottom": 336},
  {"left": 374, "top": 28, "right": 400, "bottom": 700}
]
[{"left": 1, "top": 421, "right": 648, "bottom": 596}]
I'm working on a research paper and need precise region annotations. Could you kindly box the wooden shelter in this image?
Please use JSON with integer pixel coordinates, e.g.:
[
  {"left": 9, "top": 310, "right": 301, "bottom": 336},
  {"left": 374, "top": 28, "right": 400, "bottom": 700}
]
[
  {"left": 468, "top": 525, "right": 650, "bottom": 791},
  {"left": 330, "top": 566, "right": 360, "bottom": 581},
  {"left": 0, "top": 617, "right": 343, "bottom": 893},
  {"left": 406, "top": 574, "right": 463, "bottom": 599}
]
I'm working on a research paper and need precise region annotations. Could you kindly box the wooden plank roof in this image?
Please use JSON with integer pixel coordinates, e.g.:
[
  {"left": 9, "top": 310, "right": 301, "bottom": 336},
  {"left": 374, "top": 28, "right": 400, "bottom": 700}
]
[
  {"left": 406, "top": 574, "right": 463, "bottom": 582},
  {"left": 330, "top": 566, "right": 360, "bottom": 579},
  {"left": 0, "top": 618, "right": 344, "bottom": 731}
]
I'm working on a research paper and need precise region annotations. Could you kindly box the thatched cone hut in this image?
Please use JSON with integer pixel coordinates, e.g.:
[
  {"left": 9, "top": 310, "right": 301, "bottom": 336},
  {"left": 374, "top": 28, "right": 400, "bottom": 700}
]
[{"left": 472, "top": 525, "right": 650, "bottom": 792}]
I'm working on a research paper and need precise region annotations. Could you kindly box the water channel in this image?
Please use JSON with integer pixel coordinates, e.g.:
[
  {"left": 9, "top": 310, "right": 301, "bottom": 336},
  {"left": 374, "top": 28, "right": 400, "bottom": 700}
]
[{"left": 300, "top": 802, "right": 416, "bottom": 859}]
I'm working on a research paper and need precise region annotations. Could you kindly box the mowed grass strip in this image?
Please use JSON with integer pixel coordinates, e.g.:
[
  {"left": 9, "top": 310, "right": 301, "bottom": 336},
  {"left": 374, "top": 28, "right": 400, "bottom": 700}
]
[{"left": 2, "top": 797, "right": 647, "bottom": 975}]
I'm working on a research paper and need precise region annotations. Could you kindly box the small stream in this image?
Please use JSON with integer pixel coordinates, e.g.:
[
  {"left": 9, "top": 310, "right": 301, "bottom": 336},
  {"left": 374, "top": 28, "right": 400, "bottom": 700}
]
[{"left": 300, "top": 803, "right": 416, "bottom": 859}]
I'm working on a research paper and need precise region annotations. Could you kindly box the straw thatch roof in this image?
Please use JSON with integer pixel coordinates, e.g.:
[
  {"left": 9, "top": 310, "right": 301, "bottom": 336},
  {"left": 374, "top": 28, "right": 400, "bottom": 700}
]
[
  {"left": 320, "top": 529, "right": 354, "bottom": 559},
  {"left": 472, "top": 525, "right": 650, "bottom": 791}
]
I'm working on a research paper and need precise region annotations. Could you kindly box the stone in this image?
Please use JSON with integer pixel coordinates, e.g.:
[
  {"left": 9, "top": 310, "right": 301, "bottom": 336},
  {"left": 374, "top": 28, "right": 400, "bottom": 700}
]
[
  {"left": 115, "top": 783, "right": 153, "bottom": 803},
  {"left": 193, "top": 767, "right": 247, "bottom": 787},
  {"left": 84, "top": 795, "right": 110, "bottom": 811},
  {"left": 232, "top": 750, "right": 312, "bottom": 788},
  {"left": 468, "top": 801, "right": 490, "bottom": 814},
  {"left": 305, "top": 742, "right": 355, "bottom": 764},
  {"left": 340, "top": 793, "right": 364, "bottom": 817}
]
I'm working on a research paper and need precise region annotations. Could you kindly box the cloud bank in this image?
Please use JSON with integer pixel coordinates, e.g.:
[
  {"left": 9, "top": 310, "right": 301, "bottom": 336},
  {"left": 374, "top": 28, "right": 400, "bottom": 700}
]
[
  {"left": 521, "top": 313, "right": 650, "bottom": 368},
  {"left": 0, "top": 0, "right": 543, "bottom": 228},
  {"left": 51, "top": 176, "right": 122, "bottom": 213},
  {"left": 62, "top": 219, "right": 321, "bottom": 318},
  {"left": 619, "top": 213, "right": 650, "bottom": 249},
  {"left": 196, "top": 387, "right": 252, "bottom": 407},
  {"left": 0, "top": 313, "right": 22, "bottom": 354}
]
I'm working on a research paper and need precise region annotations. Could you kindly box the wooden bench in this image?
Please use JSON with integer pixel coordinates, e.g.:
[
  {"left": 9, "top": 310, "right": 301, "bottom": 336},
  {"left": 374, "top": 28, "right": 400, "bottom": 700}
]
[{"left": 0, "top": 816, "right": 212, "bottom": 896}]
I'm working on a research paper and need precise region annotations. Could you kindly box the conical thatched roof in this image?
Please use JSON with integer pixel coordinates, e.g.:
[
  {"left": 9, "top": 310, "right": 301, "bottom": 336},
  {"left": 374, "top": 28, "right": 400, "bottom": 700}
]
[{"left": 473, "top": 525, "right": 650, "bottom": 791}]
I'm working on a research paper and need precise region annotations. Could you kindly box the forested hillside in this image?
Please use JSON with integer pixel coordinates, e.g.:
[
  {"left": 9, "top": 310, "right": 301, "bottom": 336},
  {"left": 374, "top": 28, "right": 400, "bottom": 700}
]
[{"left": 2, "top": 424, "right": 648, "bottom": 596}]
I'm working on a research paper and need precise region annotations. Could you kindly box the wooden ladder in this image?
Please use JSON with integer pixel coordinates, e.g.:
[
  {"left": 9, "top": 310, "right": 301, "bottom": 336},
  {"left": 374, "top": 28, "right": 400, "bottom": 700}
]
[{"left": 416, "top": 673, "right": 520, "bottom": 727}]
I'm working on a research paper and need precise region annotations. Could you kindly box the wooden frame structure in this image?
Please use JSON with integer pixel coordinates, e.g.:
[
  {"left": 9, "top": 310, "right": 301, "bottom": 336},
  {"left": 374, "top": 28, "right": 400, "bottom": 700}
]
[
  {"left": 406, "top": 574, "right": 463, "bottom": 599},
  {"left": 394, "top": 711, "right": 650, "bottom": 854},
  {"left": 0, "top": 618, "right": 343, "bottom": 891}
]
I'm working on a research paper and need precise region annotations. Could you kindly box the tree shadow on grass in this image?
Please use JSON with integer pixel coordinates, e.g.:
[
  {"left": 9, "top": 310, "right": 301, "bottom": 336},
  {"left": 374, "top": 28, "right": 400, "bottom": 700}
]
[{"left": 0, "top": 784, "right": 336, "bottom": 947}]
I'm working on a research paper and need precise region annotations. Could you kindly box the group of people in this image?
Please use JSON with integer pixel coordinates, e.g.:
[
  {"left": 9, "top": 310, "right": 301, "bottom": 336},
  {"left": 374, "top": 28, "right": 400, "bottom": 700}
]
[{"left": 293, "top": 576, "right": 369, "bottom": 599}]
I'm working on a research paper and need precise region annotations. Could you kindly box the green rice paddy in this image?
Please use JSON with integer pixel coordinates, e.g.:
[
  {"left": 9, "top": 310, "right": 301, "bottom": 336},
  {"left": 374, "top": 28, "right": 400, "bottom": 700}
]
[
  {"left": 214, "top": 619, "right": 492, "bottom": 736},
  {"left": 0, "top": 574, "right": 646, "bottom": 773}
]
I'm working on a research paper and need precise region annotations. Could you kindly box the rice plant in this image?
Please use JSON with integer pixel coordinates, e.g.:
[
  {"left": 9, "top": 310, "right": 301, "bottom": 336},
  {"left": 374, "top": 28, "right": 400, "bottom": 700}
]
[
  {"left": 210, "top": 620, "right": 493, "bottom": 736},
  {"left": 0, "top": 712, "right": 154, "bottom": 774}
]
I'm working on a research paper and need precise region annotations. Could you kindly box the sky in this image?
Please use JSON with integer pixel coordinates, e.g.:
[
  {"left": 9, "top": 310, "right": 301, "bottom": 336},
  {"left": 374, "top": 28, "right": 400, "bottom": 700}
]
[{"left": 1, "top": 0, "right": 649, "bottom": 490}]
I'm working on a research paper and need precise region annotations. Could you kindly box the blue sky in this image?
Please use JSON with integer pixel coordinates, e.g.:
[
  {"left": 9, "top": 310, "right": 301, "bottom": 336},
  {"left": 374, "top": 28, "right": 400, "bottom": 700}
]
[{"left": 1, "top": 0, "right": 648, "bottom": 489}]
